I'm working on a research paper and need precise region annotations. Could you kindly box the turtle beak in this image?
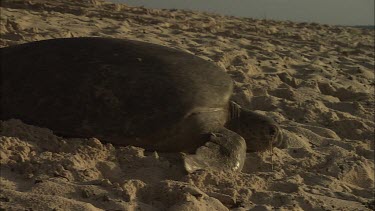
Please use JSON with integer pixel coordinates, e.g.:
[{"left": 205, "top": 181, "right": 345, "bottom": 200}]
[
  {"left": 268, "top": 124, "right": 281, "bottom": 147},
  {"left": 272, "top": 127, "right": 284, "bottom": 148}
]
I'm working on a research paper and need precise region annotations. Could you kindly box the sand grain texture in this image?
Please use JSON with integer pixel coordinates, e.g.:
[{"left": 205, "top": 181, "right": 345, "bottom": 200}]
[{"left": 0, "top": 0, "right": 374, "bottom": 210}]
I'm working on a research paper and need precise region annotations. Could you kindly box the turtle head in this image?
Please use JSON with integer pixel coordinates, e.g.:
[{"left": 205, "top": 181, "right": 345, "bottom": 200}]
[{"left": 226, "top": 103, "right": 282, "bottom": 152}]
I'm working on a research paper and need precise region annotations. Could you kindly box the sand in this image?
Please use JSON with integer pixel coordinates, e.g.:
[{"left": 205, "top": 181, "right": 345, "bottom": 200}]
[{"left": 0, "top": 0, "right": 374, "bottom": 210}]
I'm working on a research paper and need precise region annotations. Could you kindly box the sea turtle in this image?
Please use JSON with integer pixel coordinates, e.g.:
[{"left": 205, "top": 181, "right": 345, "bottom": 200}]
[{"left": 1, "top": 37, "right": 281, "bottom": 173}]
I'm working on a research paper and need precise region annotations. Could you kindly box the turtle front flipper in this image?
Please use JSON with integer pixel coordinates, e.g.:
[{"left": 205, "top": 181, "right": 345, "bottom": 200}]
[{"left": 183, "top": 128, "right": 246, "bottom": 173}]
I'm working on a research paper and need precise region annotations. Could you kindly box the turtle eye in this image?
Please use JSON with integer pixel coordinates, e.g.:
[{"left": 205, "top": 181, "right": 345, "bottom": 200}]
[{"left": 269, "top": 125, "right": 278, "bottom": 137}]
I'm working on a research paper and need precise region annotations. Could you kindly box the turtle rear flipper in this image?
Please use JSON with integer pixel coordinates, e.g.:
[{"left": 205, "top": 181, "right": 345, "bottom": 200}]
[{"left": 183, "top": 128, "right": 246, "bottom": 173}]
